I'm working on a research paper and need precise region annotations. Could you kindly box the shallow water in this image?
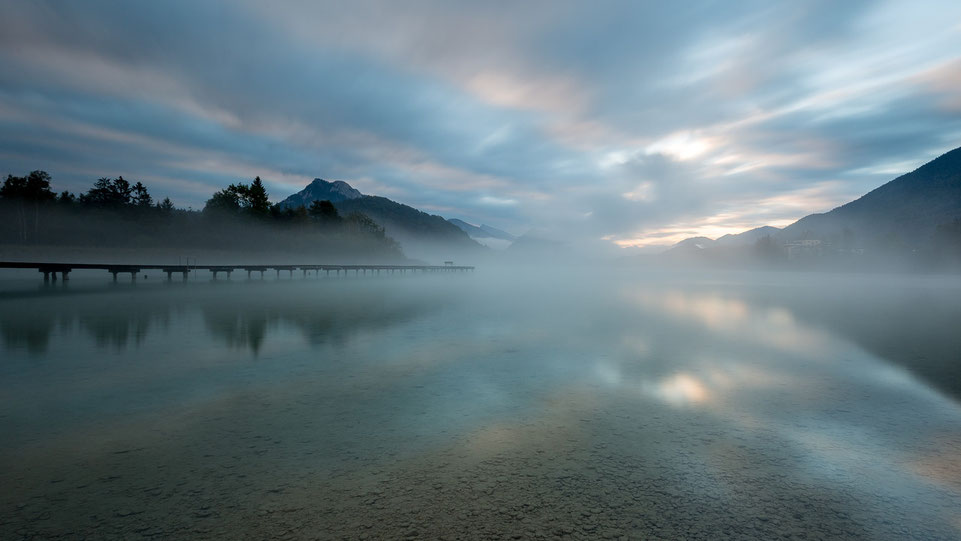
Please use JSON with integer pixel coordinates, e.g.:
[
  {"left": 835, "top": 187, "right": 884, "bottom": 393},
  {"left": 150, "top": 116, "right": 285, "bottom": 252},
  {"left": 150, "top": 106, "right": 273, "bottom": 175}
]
[{"left": 1, "top": 269, "right": 960, "bottom": 540}]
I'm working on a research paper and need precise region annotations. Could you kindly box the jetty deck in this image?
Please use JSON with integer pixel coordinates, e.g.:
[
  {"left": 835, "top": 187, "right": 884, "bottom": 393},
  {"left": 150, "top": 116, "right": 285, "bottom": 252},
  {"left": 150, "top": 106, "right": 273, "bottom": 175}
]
[{"left": 0, "top": 261, "right": 474, "bottom": 283}]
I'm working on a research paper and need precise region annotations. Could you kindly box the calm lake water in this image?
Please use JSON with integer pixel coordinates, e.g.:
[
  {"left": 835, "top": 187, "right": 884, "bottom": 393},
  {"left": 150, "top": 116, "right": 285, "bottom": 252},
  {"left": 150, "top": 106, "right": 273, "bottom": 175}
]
[{"left": 1, "top": 269, "right": 960, "bottom": 540}]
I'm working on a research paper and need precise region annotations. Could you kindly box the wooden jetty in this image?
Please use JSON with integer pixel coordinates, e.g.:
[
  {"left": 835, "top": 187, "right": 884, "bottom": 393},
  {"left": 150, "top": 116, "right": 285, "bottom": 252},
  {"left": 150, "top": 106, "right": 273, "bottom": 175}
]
[{"left": 0, "top": 261, "right": 474, "bottom": 283}]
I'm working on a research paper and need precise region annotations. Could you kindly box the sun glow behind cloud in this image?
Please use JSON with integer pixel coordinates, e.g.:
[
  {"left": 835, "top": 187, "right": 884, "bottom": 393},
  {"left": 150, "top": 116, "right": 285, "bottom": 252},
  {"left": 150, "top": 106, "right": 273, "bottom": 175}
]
[{"left": 645, "top": 131, "right": 716, "bottom": 162}]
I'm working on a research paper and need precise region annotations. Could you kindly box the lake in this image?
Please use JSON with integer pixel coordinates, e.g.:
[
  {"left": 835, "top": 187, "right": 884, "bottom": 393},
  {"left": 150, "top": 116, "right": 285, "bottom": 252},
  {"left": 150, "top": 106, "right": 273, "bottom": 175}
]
[{"left": 1, "top": 268, "right": 960, "bottom": 540}]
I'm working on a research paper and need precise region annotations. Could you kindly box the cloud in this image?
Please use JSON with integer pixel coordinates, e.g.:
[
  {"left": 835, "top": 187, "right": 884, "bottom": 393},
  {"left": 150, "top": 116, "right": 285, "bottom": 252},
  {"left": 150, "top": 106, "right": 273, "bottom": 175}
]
[{"left": 1, "top": 0, "right": 960, "bottom": 247}]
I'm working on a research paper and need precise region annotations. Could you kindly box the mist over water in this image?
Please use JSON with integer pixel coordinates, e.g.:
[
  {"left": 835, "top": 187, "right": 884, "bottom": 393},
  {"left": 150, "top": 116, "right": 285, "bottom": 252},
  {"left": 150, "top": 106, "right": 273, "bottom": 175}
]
[{"left": 2, "top": 269, "right": 960, "bottom": 539}]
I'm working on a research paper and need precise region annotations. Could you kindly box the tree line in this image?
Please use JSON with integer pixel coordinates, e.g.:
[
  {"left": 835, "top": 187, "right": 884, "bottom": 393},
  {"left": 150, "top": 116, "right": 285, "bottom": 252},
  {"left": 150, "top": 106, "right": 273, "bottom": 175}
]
[{"left": 0, "top": 170, "right": 402, "bottom": 261}]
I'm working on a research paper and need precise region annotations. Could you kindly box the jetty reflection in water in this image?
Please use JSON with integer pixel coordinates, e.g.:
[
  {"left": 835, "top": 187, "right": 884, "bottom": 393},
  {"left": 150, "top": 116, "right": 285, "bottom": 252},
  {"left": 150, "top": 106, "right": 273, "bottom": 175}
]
[{"left": 1, "top": 270, "right": 960, "bottom": 539}]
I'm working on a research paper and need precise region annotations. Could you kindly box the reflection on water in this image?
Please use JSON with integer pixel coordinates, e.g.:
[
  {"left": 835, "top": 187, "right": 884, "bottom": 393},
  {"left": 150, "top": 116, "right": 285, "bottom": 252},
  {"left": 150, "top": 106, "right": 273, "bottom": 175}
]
[
  {"left": 1, "top": 281, "right": 440, "bottom": 356},
  {"left": 1, "top": 270, "right": 960, "bottom": 540}
]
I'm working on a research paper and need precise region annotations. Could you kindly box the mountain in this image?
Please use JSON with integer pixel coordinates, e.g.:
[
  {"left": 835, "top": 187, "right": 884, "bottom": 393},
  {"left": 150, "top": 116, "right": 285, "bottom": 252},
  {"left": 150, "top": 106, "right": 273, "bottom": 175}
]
[
  {"left": 336, "top": 196, "right": 482, "bottom": 260},
  {"left": 278, "top": 179, "right": 482, "bottom": 260},
  {"left": 449, "top": 219, "right": 516, "bottom": 250},
  {"left": 663, "top": 236, "right": 715, "bottom": 256},
  {"left": 335, "top": 196, "right": 475, "bottom": 244},
  {"left": 667, "top": 145, "right": 961, "bottom": 253},
  {"left": 448, "top": 219, "right": 486, "bottom": 237},
  {"left": 449, "top": 219, "right": 517, "bottom": 241},
  {"left": 279, "top": 178, "right": 362, "bottom": 209},
  {"left": 479, "top": 224, "right": 517, "bottom": 241},
  {"left": 778, "top": 146, "right": 961, "bottom": 245},
  {"left": 715, "top": 226, "right": 781, "bottom": 246}
]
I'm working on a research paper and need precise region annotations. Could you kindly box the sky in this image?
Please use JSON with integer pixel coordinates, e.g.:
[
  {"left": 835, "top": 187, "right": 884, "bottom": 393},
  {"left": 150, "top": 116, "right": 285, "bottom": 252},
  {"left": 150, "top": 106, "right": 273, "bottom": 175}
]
[{"left": 1, "top": 0, "right": 961, "bottom": 251}]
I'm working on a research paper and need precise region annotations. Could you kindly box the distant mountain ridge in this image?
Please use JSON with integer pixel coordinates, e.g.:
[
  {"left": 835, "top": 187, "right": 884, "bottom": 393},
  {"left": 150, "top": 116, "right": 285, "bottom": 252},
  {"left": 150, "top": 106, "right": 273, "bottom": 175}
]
[
  {"left": 278, "top": 178, "right": 481, "bottom": 258},
  {"left": 779, "top": 146, "right": 961, "bottom": 243},
  {"left": 716, "top": 226, "right": 782, "bottom": 246},
  {"left": 335, "top": 196, "right": 475, "bottom": 244},
  {"left": 664, "top": 236, "right": 716, "bottom": 256},
  {"left": 668, "top": 145, "right": 961, "bottom": 252},
  {"left": 448, "top": 219, "right": 516, "bottom": 241}
]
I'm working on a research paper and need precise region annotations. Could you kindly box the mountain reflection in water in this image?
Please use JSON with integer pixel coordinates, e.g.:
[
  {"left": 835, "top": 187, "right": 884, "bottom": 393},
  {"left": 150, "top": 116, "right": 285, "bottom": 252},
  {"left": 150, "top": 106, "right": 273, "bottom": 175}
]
[{"left": 0, "top": 270, "right": 959, "bottom": 540}]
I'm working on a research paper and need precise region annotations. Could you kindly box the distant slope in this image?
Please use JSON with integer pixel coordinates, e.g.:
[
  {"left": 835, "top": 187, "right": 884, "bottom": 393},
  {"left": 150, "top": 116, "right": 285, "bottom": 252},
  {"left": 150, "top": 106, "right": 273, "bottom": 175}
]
[
  {"left": 666, "top": 145, "right": 961, "bottom": 252},
  {"left": 666, "top": 228, "right": 781, "bottom": 254},
  {"left": 780, "top": 146, "right": 961, "bottom": 244},
  {"left": 335, "top": 196, "right": 476, "bottom": 245},
  {"left": 479, "top": 224, "right": 517, "bottom": 241},
  {"left": 715, "top": 226, "right": 781, "bottom": 246},
  {"left": 449, "top": 218, "right": 487, "bottom": 238},
  {"left": 449, "top": 219, "right": 516, "bottom": 241},
  {"left": 663, "top": 236, "right": 715, "bottom": 256},
  {"left": 279, "top": 178, "right": 362, "bottom": 209},
  {"left": 278, "top": 178, "right": 483, "bottom": 261},
  {"left": 280, "top": 178, "right": 480, "bottom": 248}
]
